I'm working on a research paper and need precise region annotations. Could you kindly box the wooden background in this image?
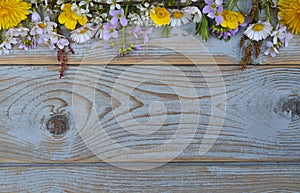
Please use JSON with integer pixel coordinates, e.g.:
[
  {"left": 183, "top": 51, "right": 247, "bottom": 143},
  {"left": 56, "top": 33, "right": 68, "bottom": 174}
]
[{"left": 0, "top": 23, "right": 300, "bottom": 192}]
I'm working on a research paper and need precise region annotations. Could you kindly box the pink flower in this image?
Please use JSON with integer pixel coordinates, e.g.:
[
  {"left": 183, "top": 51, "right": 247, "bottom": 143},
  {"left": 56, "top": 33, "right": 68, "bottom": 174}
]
[
  {"left": 109, "top": 9, "right": 128, "bottom": 26},
  {"left": 203, "top": 0, "right": 224, "bottom": 25},
  {"left": 264, "top": 41, "right": 279, "bottom": 57},
  {"left": 133, "top": 26, "right": 153, "bottom": 44},
  {"left": 103, "top": 23, "right": 118, "bottom": 40},
  {"left": 57, "top": 38, "right": 69, "bottom": 49}
]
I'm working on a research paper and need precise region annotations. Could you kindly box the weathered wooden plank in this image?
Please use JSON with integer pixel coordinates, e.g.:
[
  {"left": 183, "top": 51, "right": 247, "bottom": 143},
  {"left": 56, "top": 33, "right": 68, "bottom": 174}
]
[
  {"left": 0, "top": 164, "right": 299, "bottom": 192},
  {"left": 0, "top": 26, "right": 299, "bottom": 65},
  {"left": 0, "top": 65, "right": 299, "bottom": 163}
]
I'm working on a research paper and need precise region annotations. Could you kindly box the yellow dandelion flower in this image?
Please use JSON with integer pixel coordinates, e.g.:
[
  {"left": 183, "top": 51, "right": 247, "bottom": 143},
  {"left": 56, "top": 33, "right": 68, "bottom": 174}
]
[
  {"left": 278, "top": 0, "right": 300, "bottom": 34},
  {"left": 150, "top": 7, "right": 171, "bottom": 26},
  {"left": 221, "top": 10, "right": 244, "bottom": 29},
  {"left": 0, "top": 0, "right": 31, "bottom": 30},
  {"left": 58, "top": 3, "right": 88, "bottom": 30}
]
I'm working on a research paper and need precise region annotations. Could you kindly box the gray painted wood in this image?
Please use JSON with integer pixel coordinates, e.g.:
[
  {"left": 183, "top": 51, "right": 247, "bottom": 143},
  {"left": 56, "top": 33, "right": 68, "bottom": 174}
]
[
  {"left": 1, "top": 15, "right": 300, "bottom": 191},
  {"left": 0, "top": 164, "right": 300, "bottom": 192},
  {"left": 0, "top": 65, "right": 299, "bottom": 163}
]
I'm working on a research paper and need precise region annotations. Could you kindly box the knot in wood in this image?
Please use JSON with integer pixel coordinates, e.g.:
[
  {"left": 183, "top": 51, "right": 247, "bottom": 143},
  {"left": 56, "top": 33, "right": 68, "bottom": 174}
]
[
  {"left": 277, "top": 96, "right": 300, "bottom": 119},
  {"left": 46, "top": 115, "right": 69, "bottom": 135}
]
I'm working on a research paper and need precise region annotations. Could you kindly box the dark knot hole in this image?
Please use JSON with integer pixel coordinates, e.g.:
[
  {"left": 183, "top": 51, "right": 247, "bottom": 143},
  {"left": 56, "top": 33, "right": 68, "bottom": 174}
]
[{"left": 46, "top": 115, "right": 70, "bottom": 135}]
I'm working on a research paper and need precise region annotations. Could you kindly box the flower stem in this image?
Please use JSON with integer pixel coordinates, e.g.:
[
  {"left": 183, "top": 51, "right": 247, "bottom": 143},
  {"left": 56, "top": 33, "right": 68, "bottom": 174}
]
[
  {"left": 265, "top": 3, "right": 274, "bottom": 27},
  {"left": 122, "top": 4, "right": 129, "bottom": 47},
  {"left": 227, "top": 0, "right": 235, "bottom": 10},
  {"left": 122, "top": 26, "right": 126, "bottom": 46},
  {"left": 250, "top": 0, "right": 259, "bottom": 23},
  {"left": 266, "top": 3, "right": 271, "bottom": 20}
]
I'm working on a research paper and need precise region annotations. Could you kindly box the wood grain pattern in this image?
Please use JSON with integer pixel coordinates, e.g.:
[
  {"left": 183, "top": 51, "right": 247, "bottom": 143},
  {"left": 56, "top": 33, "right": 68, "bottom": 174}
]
[
  {"left": 0, "top": 164, "right": 299, "bottom": 192},
  {"left": 0, "top": 65, "right": 299, "bottom": 163},
  {"left": 0, "top": 26, "right": 299, "bottom": 65},
  {"left": 1, "top": 2, "right": 299, "bottom": 190}
]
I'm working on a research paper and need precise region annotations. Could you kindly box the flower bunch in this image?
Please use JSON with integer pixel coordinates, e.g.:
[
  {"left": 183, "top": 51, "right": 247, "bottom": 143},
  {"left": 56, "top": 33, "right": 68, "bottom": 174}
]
[{"left": 0, "top": 0, "right": 299, "bottom": 77}]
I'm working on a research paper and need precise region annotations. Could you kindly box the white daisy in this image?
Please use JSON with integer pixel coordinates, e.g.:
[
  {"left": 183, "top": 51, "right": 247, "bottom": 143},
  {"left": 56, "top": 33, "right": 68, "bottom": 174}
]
[
  {"left": 94, "top": 23, "right": 104, "bottom": 39},
  {"left": 30, "top": 16, "right": 57, "bottom": 36},
  {"left": 170, "top": 9, "right": 192, "bottom": 27},
  {"left": 70, "top": 24, "right": 94, "bottom": 43},
  {"left": 244, "top": 21, "right": 273, "bottom": 42},
  {"left": 183, "top": 6, "right": 202, "bottom": 23}
]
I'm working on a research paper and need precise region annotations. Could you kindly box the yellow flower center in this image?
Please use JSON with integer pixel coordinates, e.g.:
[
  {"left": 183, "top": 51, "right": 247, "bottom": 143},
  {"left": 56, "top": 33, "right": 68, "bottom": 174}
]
[
  {"left": 172, "top": 11, "right": 183, "bottom": 19},
  {"left": 253, "top": 24, "right": 264, "bottom": 32},
  {"left": 225, "top": 13, "right": 237, "bottom": 22},
  {"left": 79, "top": 28, "right": 87, "bottom": 34},
  {"left": 156, "top": 10, "right": 167, "bottom": 18},
  {"left": 214, "top": 12, "right": 220, "bottom": 16},
  {"left": 38, "top": 22, "right": 46, "bottom": 28}
]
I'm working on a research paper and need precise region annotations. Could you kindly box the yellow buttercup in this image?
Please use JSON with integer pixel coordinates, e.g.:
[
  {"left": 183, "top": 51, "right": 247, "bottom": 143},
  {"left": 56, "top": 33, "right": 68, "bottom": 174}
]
[
  {"left": 221, "top": 10, "right": 244, "bottom": 29},
  {"left": 150, "top": 7, "right": 171, "bottom": 26},
  {"left": 58, "top": 3, "right": 88, "bottom": 30}
]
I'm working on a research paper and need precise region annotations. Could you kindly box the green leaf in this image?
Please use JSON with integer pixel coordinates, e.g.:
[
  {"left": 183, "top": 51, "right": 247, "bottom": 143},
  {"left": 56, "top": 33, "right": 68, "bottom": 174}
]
[
  {"left": 162, "top": 26, "right": 172, "bottom": 38},
  {"left": 195, "top": 14, "right": 209, "bottom": 41}
]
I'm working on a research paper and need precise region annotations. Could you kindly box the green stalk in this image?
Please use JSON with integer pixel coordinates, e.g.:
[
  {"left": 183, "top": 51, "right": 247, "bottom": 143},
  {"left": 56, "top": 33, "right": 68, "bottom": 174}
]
[
  {"left": 25, "top": 18, "right": 30, "bottom": 28},
  {"left": 266, "top": 3, "right": 271, "bottom": 20},
  {"left": 233, "top": 0, "right": 242, "bottom": 12},
  {"left": 122, "top": 4, "right": 129, "bottom": 47},
  {"left": 122, "top": 26, "right": 126, "bottom": 46},
  {"left": 227, "top": 0, "right": 235, "bottom": 10}
]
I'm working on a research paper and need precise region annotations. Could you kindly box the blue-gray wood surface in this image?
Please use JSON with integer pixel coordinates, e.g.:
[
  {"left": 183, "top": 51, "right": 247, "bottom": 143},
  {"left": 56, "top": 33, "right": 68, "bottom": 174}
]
[{"left": 0, "top": 26, "right": 299, "bottom": 192}]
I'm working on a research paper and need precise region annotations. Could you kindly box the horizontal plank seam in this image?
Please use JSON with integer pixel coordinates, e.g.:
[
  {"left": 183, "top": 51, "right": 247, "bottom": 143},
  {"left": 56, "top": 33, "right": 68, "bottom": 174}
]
[
  {"left": 0, "top": 64, "right": 300, "bottom": 67},
  {"left": 1, "top": 161, "right": 300, "bottom": 168}
]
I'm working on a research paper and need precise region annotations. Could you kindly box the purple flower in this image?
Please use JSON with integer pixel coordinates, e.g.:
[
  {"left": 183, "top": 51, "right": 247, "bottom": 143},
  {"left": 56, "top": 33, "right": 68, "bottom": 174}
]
[
  {"left": 221, "top": 29, "right": 237, "bottom": 39},
  {"left": 0, "top": 44, "right": 9, "bottom": 55},
  {"left": 103, "top": 23, "right": 118, "bottom": 40},
  {"left": 31, "top": 11, "right": 41, "bottom": 22},
  {"left": 203, "top": 0, "right": 223, "bottom": 25},
  {"left": 133, "top": 26, "right": 153, "bottom": 44},
  {"left": 271, "top": 0, "right": 278, "bottom": 8},
  {"left": 6, "top": 28, "right": 29, "bottom": 37},
  {"left": 214, "top": 12, "right": 224, "bottom": 25},
  {"left": 2, "top": 37, "right": 18, "bottom": 49},
  {"left": 264, "top": 41, "right": 279, "bottom": 57},
  {"left": 132, "top": 44, "right": 141, "bottom": 50},
  {"left": 103, "top": 43, "right": 111, "bottom": 49},
  {"left": 30, "top": 15, "right": 57, "bottom": 36},
  {"left": 30, "top": 25, "right": 43, "bottom": 35},
  {"left": 211, "top": 22, "right": 245, "bottom": 41},
  {"left": 57, "top": 38, "right": 69, "bottom": 49},
  {"left": 271, "top": 24, "right": 293, "bottom": 47},
  {"left": 19, "top": 36, "right": 37, "bottom": 51},
  {"left": 109, "top": 9, "right": 128, "bottom": 26}
]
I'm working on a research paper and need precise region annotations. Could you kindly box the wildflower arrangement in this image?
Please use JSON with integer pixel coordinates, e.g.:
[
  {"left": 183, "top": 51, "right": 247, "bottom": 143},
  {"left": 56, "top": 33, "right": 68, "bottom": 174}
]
[{"left": 0, "top": 0, "right": 298, "bottom": 77}]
